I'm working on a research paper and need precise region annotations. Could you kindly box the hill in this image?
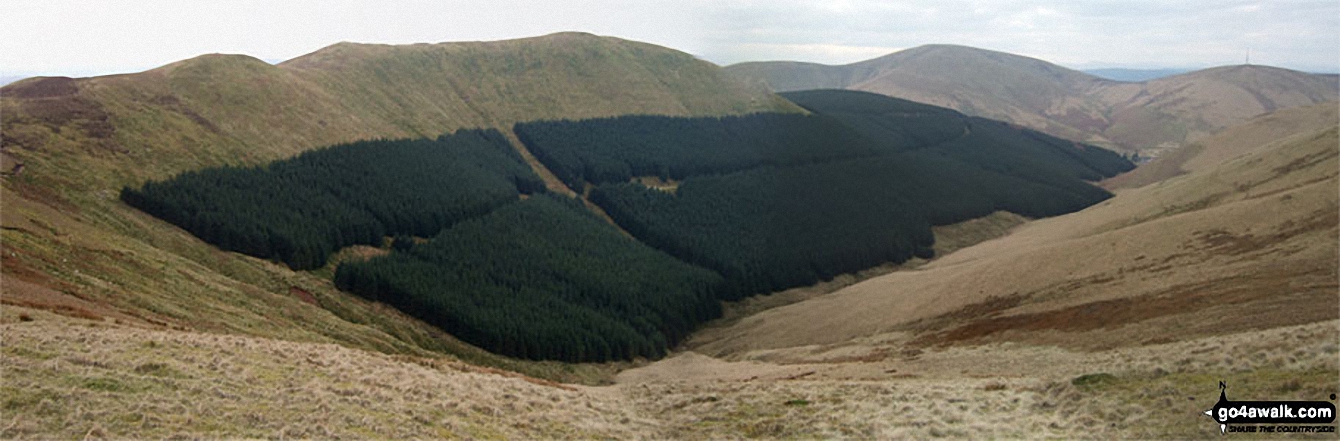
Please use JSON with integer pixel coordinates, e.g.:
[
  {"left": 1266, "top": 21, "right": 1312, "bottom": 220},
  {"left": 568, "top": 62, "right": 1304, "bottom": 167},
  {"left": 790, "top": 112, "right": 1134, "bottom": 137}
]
[
  {"left": 1103, "top": 103, "right": 1340, "bottom": 189},
  {"left": 4, "top": 95, "right": 1332, "bottom": 440},
  {"left": 690, "top": 102, "right": 1338, "bottom": 358},
  {"left": 3, "top": 32, "right": 795, "bottom": 193},
  {"left": 0, "top": 33, "right": 795, "bottom": 381},
  {"left": 116, "top": 89, "right": 1128, "bottom": 362},
  {"left": 1095, "top": 65, "right": 1340, "bottom": 156},
  {"left": 726, "top": 45, "right": 1338, "bottom": 155}
]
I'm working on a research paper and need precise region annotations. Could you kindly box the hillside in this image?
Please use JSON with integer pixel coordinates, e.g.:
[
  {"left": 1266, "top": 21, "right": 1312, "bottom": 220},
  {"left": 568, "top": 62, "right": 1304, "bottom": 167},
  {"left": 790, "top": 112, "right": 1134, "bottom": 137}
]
[
  {"left": 115, "top": 89, "right": 1128, "bottom": 362},
  {"left": 3, "top": 32, "right": 795, "bottom": 193},
  {"left": 1096, "top": 65, "right": 1340, "bottom": 156},
  {"left": 0, "top": 33, "right": 795, "bottom": 382},
  {"left": 726, "top": 44, "right": 1338, "bottom": 154},
  {"left": 1103, "top": 103, "right": 1340, "bottom": 189},
  {"left": 689, "top": 102, "right": 1338, "bottom": 357},
  {"left": 4, "top": 98, "right": 1333, "bottom": 440}
]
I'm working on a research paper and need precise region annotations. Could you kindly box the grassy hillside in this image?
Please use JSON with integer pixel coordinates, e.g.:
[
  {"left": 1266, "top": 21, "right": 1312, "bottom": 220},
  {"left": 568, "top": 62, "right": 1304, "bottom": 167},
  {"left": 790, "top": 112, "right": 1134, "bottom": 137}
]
[
  {"left": 4, "top": 98, "right": 1333, "bottom": 441},
  {"left": 692, "top": 102, "right": 1338, "bottom": 356},
  {"left": 1104, "top": 103, "right": 1339, "bottom": 189},
  {"left": 3, "top": 32, "right": 795, "bottom": 194},
  {"left": 0, "top": 33, "right": 794, "bottom": 381},
  {"left": 1097, "top": 65, "right": 1340, "bottom": 155},
  {"left": 727, "top": 45, "right": 1338, "bottom": 155}
]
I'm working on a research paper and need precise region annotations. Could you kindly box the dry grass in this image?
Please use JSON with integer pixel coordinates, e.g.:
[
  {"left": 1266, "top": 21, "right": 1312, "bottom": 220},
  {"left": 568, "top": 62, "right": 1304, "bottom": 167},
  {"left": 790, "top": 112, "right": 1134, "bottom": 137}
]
[
  {"left": 615, "top": 320, "right": 1340, "bottom": 439},
  {"left": 0, "top": 309, "right": 651, "bottom": 439},
  {"left": 6, "top": 300, "right": 1332, "bottom": 439}
]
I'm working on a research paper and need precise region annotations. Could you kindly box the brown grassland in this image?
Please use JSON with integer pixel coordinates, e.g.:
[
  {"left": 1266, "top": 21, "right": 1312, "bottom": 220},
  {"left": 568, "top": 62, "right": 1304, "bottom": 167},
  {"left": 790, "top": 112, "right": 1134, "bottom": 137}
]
[{"left": 0, "top": 34, "right": 1336, "bottom": 438}]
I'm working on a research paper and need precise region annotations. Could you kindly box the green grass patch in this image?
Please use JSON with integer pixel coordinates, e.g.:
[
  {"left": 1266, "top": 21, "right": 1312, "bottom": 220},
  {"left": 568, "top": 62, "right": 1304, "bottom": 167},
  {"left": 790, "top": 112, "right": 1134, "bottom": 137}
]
[
  {"left": 2, "top": 345, "right": 54, "bottom": 360},
  {"left": 1, "top": 386, "right": 61, "bottom": 410},
  {"left": 80, "top": 377, "right": 135, "bottom": 393},
  {"left": 133, "top": 362, "right": 184, "bottom": 378},
  {"left": 1071, "top": 373, "right": 1117, "bottom": 389}
]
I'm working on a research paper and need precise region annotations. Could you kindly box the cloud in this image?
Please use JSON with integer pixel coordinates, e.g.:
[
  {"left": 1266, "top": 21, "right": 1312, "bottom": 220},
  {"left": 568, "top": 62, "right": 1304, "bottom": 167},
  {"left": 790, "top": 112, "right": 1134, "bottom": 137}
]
[
  {"left": 708, "top": 43, "right": 906, "bottom": 65},
  {"left": 1, "top": 0, "right": 1336, "bottom": 76},
  {"left": 694, "top": 0, "right": 1339, "bottom": 71}
]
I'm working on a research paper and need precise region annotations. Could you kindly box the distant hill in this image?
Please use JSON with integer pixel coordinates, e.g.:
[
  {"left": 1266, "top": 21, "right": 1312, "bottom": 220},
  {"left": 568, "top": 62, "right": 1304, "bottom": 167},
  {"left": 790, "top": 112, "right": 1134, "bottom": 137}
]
[
  {"left": 1082, "top": 68, "right": 1188, "bottom": 82},
  {"left": 727, "top": 45, "right": 1338, "bottom": 154},
  {"left": 1095, "top": 65, "right": 1340, "bottom": 155}
]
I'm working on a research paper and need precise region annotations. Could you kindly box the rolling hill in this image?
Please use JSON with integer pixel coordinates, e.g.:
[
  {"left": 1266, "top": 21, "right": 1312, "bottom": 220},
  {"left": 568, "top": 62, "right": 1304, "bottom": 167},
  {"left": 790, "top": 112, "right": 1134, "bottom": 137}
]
[
  {"left": 726, "top": 44, "right": 1338, "bottom": 155},
  {"left": 691, "top": 102, "right": 1338, "bottom": 358},
  {"left": 0, "top": 33, "right": 796, "bottom": 383},
  {"left": 112, "top": 89, "right": 1129, "bottom": 362},
  {"left": 4, "top": 94, "right": 1332, "bottom": 439},
  {"left": 2, "top": 32, "right": 795, "bottom": 194}
]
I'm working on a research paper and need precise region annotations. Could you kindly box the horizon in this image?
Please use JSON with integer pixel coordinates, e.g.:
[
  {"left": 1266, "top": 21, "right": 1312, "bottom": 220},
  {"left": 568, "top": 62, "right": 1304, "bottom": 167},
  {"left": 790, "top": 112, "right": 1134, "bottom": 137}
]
[
  {"left": 3, "top": 1, "right": 1337, "bottom": 80},
  {"left": 1, "top": 36, "right": 1335, "bottom": 85}
]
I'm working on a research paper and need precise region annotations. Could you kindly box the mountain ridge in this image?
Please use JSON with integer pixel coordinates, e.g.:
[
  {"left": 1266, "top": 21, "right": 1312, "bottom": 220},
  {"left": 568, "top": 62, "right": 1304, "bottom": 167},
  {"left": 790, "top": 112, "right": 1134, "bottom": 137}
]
[
  {"left": 2, "top": 32, "right": 797, "bottom": 194},
  {"left": 726, "top": 44, "right": 1338, "bottom": 154}
]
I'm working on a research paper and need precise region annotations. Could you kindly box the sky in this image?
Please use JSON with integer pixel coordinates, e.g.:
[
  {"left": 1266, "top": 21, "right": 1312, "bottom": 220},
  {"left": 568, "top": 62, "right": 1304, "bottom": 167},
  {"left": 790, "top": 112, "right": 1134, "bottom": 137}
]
[{"left": 3, "top": 0, "right": 1337, "bottom": 79}]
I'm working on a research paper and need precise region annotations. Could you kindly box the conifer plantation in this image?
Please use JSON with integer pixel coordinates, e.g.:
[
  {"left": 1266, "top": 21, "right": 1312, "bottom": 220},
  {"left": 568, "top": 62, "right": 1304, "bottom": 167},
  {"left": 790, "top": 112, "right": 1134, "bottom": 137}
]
[
  {"left": 334, "top": 194, "right": 722, "bottom": 362},
  {"left": 514, "top": 113, "right": 880, "bottom": 188},
  {"left": 121, "top": 129, "right": 545, "bottom": 269},
  {"left": 525, "top": 90, "right": 1134, "bottom": 297},
  {"left": 122, "top": 90, "right": 1133, "bottom": 362}
]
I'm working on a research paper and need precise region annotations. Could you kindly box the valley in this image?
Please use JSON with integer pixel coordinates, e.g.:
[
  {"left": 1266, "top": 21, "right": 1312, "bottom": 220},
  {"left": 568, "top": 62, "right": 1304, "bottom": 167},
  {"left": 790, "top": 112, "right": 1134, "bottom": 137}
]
[
  {"left": 727, "top": 45, "right": 1339, "bottom": 157},
  {"left": 1, "top": 32, "right": 1336, "bottom": 439}
]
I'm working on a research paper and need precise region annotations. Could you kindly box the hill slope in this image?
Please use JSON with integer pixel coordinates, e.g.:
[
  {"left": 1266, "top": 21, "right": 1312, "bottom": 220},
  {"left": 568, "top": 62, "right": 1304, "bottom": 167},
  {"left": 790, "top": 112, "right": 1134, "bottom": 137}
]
[
  {"left": 689, "top": 102, "right": 1338, "bottom": 357},
  {"left": 4, "top": 97, "right": 1333, "bottom": 441},
  {"left": 0, "top": 33, "right": 794, "bottom": 381},
  {"left": 3, "top": 32, "right": 795, "bottom": 193},
  {"left": 727, "top": 45, "right": 1338, "bottom": 154}
]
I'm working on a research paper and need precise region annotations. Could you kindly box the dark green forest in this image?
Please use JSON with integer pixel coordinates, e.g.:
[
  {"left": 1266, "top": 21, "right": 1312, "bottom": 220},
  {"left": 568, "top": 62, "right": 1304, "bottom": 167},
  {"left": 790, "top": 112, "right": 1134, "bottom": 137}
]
[
  {"left": 124, "top": 90, "right": 1133, "bottom": 362},
  {"left": 591, "top": 153, "right": 1111, "bottom": 298},
  {"left": 780, "top": 90, "right": 1135, "bottom": 182},
  {"left": 334, "top": 194, "right": 723, "bottom": 362},
  {"left": 533, "top": 90, "right": 1133, "bottom": 297},
  {"left": 515, "top": 113, "right": 880, "bottom": 188},
  {"left": 121, "top": 129, "right": 545, "bottom": 269}
]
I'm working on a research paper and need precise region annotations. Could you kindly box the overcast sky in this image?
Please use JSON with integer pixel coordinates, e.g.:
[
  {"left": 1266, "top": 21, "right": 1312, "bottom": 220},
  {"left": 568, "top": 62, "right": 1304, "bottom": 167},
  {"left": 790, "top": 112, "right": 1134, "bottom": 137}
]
[{"left": 3, "top": 0, "right": 1337, "bottom": 78}]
